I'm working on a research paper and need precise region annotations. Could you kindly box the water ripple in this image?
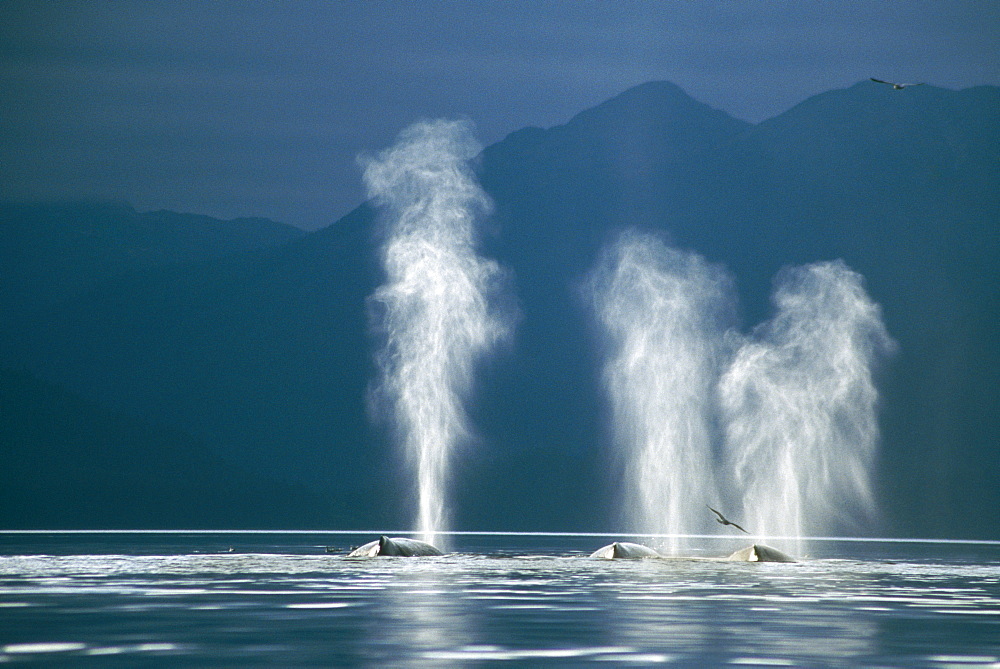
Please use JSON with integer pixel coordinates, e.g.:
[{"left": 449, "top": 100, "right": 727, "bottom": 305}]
[{"left": 1, "top": 542, "right": 999, "bottom": 665}]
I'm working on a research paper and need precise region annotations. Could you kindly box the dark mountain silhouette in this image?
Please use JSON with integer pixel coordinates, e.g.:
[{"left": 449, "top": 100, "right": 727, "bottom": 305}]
[
  {"left": 2, "top": 81, "right": 996, "bottom": 537},
  {"left": 0, "top": 201, "right": 305, "bottom": 317},
  {"left": 0, "top": 368, "right": 336, "bottom": 529}
]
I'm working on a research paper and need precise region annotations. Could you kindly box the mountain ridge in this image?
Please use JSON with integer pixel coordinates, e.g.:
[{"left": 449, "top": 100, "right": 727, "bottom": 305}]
[
  {"left": 0, "top": 201, "right": 306, "bottom": 317},
  {"left": 0, "top": 368, "right": 337, "bottom": 529},
  {"left": 2, "top": 80, "right": 996, "bottom": 537}
]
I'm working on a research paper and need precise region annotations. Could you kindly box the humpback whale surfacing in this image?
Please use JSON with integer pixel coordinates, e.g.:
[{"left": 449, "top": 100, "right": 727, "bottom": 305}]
[
  {"left": 724, "top": 544, "right": 796, "bottom": 563},
  {"left": 590, "top": 542, "right": 662, "bottom": 559},
  {"left": 347, "top": 536, "right": 444, "bottom": 557},
  {"left": 590, "top": 541, "right": 796, "bottom": 562}
]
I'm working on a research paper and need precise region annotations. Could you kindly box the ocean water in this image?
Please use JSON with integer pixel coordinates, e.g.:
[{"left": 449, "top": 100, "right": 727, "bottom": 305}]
[{"left": 1, "top": 532, "right": 998, "bottom": 667}]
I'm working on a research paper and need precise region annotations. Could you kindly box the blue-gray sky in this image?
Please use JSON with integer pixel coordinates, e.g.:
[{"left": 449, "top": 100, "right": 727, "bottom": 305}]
[{"left": 2, "top": 1, "right": 998, "bottom": 230}]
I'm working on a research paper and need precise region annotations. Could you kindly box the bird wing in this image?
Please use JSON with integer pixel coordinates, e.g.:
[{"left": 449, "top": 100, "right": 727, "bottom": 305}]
[
  {"left": 870, "top": 78, "right": 893, "bottom": 85},
  {"left": 731, "top": 521, "right": 750, "bottom": 534},
  {"left": 708, "top": 505, "right": 750, "bottom": 533}
]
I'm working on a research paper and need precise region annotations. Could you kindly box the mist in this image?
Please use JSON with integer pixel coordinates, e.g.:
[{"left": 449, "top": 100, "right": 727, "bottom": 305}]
[
  {"left": 362, "top": 119, "right": 513, "bottom": 547},
  {"left": 588, "top": 229, "right": 895, "bottom": 554},
  {"left": 588, "top": 230, "right": 735, "bottom": 553},
  {"left": 720, "top": 260, "right": 896, "bottom": 551}
]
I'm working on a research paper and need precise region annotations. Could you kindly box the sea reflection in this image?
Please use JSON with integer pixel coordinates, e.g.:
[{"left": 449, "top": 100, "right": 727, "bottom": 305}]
[
  {"left": 0, "top": 536, "right": 998, "bottom": 666},
  {"left": 357, "top": 557, "right": 474, "bottom": 663},
  {"left": 582, "top": 559, "right": 879, "bottom": 664},
  {"left": 334, "top": 553, "right": 888, "bottom": 664}
]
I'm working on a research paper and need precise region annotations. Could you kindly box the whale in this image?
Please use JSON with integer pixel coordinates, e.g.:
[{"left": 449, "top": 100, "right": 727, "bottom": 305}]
[
  {"left": 590, "top": 541, "right": 662, "bottom": 559},
  {"left": 347, "top": 535, "right": 444, "bottom": 557},
  {"left": 723, "top": 544, "right": 796, "bottom": 563},
  {"left": 590, "top": 541, "right": 796, "bottom": 563}
]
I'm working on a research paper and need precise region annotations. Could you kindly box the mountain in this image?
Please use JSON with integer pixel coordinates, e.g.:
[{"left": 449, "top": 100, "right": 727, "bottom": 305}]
[
  {"left": 3, "top": 206, "right": 387, "bottom": 529},
  {"left": 479, "top": 80, "right": 999, "bottom": 537},
  {"left": 0, "top": 368, "right": 336, "bottom": 529},
  {"left": 2, "top": 81, "right": 997, "bottom": 537},
  {"left": 0, "top": 201, "right": 305, "bottom": 317}
]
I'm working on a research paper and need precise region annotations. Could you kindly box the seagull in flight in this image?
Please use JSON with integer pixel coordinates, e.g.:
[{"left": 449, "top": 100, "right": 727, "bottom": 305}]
[
  {"left": 870, "top": 78, "right": 925, "bottom": 90},
  {"left": 707, "top": 505, "right": 750, "bottom": 534}
]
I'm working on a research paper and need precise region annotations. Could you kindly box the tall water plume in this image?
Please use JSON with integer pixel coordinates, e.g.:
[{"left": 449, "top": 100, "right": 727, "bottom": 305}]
[
  {"left": 719, "top": 260, "right": 895, "bottom": 552},
  {"left": 363, "top": 119, "right": 512, "bottom": 547},
  {"left": 588, "top": 231, "right": 735, "bottom": 554}
]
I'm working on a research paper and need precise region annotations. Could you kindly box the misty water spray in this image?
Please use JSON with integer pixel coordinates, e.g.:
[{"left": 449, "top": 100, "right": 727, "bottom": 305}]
[
  {"left": 590, "top": 229, "right": 894, "bottom": 555},
  {"left": 588, "top": 231, "right": 734, "bottom": 554},
  {"left": 363, "top": 119, "right": 511, "bottom": 548},
  {"left": 719, "top": 260, "right": 895, "bottom": 553}
]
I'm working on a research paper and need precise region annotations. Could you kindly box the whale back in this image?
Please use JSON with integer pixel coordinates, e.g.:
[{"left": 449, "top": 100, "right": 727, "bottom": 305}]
[
  {"left": 378, "top": 536, "right": 444, "bottom": 556},
  {"left": 347, "top": 539, "right": 381, "bottom": 557},
  {"left": 590, "top": 542, "right": 662, "bottom": 559},
  {"left": 347, "top": 536, "right": 443, "bottom": 557},
  {"left": 725, "top": 544, "right": 796, "bottom": 563}
]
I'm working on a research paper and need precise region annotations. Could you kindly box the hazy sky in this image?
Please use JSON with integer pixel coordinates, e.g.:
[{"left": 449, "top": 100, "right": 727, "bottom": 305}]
[{"left": 2, "top": 1, "right": 998, "bottom": 229}]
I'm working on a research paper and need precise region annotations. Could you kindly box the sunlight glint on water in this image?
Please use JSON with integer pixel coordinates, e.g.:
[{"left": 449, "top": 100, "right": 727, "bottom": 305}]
[{"left": 0, "top": 533, "right": 998, "bottom": 666}]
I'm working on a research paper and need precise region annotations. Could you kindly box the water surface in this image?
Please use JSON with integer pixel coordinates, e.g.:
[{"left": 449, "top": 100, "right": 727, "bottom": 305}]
[{"left": 1, "top": 532, "right": 998, "bottom": 666}]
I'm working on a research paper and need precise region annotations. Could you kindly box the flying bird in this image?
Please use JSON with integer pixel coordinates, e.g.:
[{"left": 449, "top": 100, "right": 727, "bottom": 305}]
[
  {"left": 870, "top": 78, "right": 925, "bottom": 90},
  {"left": 707, "top": 505, "right": 750, "bottom": 534}
]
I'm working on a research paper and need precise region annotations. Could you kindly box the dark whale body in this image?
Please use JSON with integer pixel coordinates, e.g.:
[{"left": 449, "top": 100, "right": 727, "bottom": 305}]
[
  {"left": 590, "top": 541, "right": 662, "bottom": 559},
  {"left": 347, "top": 535, "right": 444, "bottom": 557},
  {"left": 590, "top": 541, "right": 796, "bottom": 563},
  {"left": 723, "top": 544, "right": 796, "bottom": 563}
]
